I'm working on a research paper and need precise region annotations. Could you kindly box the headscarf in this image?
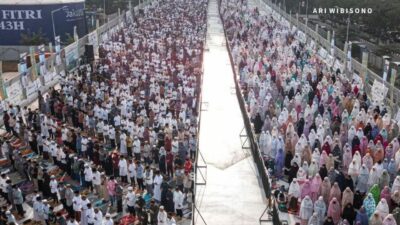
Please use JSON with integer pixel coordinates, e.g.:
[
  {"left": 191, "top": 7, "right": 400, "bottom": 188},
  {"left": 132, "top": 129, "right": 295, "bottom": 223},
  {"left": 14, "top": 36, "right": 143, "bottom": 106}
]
[
  {"left": 379, "top": 170, "right": 391, "bottom": 190},
  {"left": 370, "top": 184, "right": 382, "bottom": 206},
  {"left": 355, "top": 206, "right": 369, "bottom": 225},
  {"left": 310, "top": 174, "right": 322, "bottom": 202},
  {"left": 393, "top": 176, "right": 400, "bottom": 194},
  {"left": 300, "top": 195, "right": 314, "bottom": 221},
  {"left": 288, "top": 178, "right": 301, "bottom": 198},
  {"left": 363, "top": 153, "right": 374, "bottom": 171},
  {"left": 308, "top": 159, "right": 318, "bottom": 178},
  {"left": 380, "top": 186, "right": 392, "bottom": 209},
  {"left": 368, "top": 166, "right": 380, "bottom": 190},
  {"left": 274, "top": 148, "right": 285, "bottom": 177},
  {"left": 301, "top": 179, "right": 312, "bottom": 200},
  {"left": 376, "top": 198, "right": 390, "bottom": 220},
  {"left": 329, "top": 182, "right": 342, "bottom": 203},
  {"left": 308, "top": 212, "right": 319, "bottom": 225},
  {"left": 369, "top": 211, "right": 383, "bottom": 225},
  {"left": 357, "top": 164, "right": 370, "bottom": 193},
  {"left": 342, "top": 187, "right": 354, "bottom": 210},
  {"left": 382, "top": 214, "right": 397, "bottom": 225},
  {"left": 327, "top": 197, "right": 341, "bottom": 224},
  {"left": 314, "top": 196, "right": 326, "bottom": 224},
  {"left": 392, "top": 191, "right": 400, "bottom": 206},
  {"left": 363, "top": 193, "right": 376, "bottom": 218},
  {"left": 342, "top": 203, "right": 356, "bottom": 225},
  {"left": 319, "top": 177, "right": 331, "bottom": 206}
]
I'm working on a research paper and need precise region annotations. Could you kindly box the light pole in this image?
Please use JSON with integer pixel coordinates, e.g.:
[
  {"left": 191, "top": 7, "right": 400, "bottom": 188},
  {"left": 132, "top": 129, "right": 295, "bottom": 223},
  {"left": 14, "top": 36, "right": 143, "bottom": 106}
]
[{"left": 51, "top": 6, "right": 68, "bottom": 45}]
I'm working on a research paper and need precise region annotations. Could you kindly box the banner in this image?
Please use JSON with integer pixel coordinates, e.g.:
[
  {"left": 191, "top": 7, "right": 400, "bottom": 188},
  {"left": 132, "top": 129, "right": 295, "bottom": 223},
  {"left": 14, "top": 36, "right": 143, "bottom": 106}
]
[
  {"left": 39, "top": 44, "right": 47, "bottom": 76},
  {"left": 19, "top": 53, "right": 28, "bottom": 87},
  {"left": 371, "top": 80, "right": 389, "bottom": 103},
  {"left": 383, "top": 59, "right": 390, "bottom": 81},
  {"left": 6, "top": 80, "right": 23, "bottom": 104},
  {"left": 29, "top": 46, "right": 38, "bottom": 80},
  {"left": 318, "top": 47, "right": 328, "bottom": 59},
  {"left": 55, "top": 36, "right": 62, "bottom": 66},
  {"left": 346, "top": 42, "right": 352, "bottom": 73}
]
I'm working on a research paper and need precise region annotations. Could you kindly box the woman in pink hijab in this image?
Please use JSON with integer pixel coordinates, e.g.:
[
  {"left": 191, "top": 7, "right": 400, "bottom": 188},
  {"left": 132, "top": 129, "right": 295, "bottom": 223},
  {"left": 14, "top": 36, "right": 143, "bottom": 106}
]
[
  {"left": 329, "top": 182, "right": 342, "bottom": 203},
  {"left": 327, "top": 197, "right": 341, "bottom": 224},
  {"left": 382, "top": 214, "right": 397, "bottom": 225},
  {"left": 360, "top": 136, "right": 369, "bottom": 156},
  {"left": 342, "top": 147, "right": 353, "bottom": 173},
  {"left": 319, "top": 177, "right": 332, "bottom": 206},
  {"left": 362, "top": 153, "right": 374, "bottom": 171},
  {"left": 380, "top": 186, "right": 392, "bottom": 211},
  {"left": 310, "top": 174, "right": 322, "bottom": 202},
  {"left": 301, "top": 179, "right": 312, "bottom": 200},
  {"left": 320, "top": 150, "right": 328, "bottom": 168}
]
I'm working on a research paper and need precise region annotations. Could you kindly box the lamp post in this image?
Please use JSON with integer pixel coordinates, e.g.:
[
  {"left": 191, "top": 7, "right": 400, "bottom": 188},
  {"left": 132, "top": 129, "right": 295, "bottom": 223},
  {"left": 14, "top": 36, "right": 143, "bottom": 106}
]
[{"left": 51, "top": 6, "right": 68, "bottom": 45}]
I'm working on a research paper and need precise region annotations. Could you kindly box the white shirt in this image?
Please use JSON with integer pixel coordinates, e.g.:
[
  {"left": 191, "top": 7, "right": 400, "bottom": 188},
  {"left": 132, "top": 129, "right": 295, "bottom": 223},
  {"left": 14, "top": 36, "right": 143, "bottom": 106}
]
[
  {"left": 84, "top": 167, "right": 93, "bottom": 182},
  {"left": 158, "top": 211, "right": 168, "bottom": 225},
  {"left": 103, "top": 218, "right": 113, "bottom": 225},
  {"left": 72, "top": 195, "right": 82, "bottom": 211},
  {"left": 118, "top": 159, "right": 128, "bottom": 176},
  {"left": 92, "top": 171, "right": 101, "bottom": 185},
  {"left": 50, "top": 180, "right": 58, "bottom": 194},
  {"left": 128, "top": 162, "right": 136, "bottom": 178},
  {"left": 86, "top": 208, "right": 95, "bottom": 224},
  {"left": 126, "top": 191, "right": 136, "bottom": 207},
  {"left": 94, "top": 211, "right": 103, "bottom": 225}
]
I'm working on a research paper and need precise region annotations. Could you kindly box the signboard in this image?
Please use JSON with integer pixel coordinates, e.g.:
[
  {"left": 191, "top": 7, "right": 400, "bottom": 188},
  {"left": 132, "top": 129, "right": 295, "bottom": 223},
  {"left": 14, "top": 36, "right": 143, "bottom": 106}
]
[
  {"left": 6, "top": 80, "right": 23, "bottom": 104},
  {"left": 0, "top": 2, "right": 86, "bottom": 45},
  {"left": 318, "top": 47, "right": 328, "bottom": 59},
  {"left": 297, "top": 31, "right": 306, "bottom": 44},
  {"left": 371, "top": 80, "right": 388, "bottom": 102},
  {"left": 65, "top": 41, "right": 78, "bottom": 69},
  {"left": 44, "top": 71, "right": 57, "bottom": 85}
]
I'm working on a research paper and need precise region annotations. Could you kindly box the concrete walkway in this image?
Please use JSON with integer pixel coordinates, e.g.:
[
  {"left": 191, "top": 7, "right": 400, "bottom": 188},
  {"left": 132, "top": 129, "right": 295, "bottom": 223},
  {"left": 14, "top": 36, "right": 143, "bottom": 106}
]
[{"left": 194, "top": 0, "right": 267, "bottom": 224}]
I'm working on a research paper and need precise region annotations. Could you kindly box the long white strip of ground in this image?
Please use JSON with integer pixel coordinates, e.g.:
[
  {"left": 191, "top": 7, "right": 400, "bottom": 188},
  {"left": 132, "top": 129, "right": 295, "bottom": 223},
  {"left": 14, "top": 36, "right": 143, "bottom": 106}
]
[{"left": 194, "top": 0, "right": 268, "bottom": 224}]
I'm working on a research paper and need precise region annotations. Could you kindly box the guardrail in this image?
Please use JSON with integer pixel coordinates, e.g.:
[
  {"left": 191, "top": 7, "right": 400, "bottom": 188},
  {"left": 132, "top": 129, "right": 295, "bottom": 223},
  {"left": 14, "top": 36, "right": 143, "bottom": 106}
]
[{"left": 263, "top": 0, "right": 400, "bottom": 115}]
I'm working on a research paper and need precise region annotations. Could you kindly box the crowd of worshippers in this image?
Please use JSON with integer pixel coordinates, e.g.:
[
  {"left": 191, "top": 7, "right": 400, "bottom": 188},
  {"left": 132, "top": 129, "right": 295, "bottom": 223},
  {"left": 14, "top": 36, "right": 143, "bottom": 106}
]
[
  {"left": 0, "top": 0, "right": 207, "bottom": 224},
  {"left": 221, "top": 0, "right": 400, "bottom": 225}
]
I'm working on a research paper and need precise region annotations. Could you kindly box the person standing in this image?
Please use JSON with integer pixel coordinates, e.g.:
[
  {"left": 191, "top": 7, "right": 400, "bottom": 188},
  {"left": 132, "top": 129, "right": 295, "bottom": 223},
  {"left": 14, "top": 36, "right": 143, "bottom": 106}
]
[
  {"left": 126, "top": 187, "right": 136, "bottom": 215},
  {"left": 84, "top": 164, "right": 93, "bottom": 191},
  {"left": 72, "top": 191, "right": 82, "bottom": 222},
  {"left": 118, "top": 156, "right": 128, "bottom": 183},
  {"left": 106, "top": 176, "right": 117, "bottom": 207},
  {"left": 136, "top": 161, "right": 145, "bottom": 190},
  {"left": 104, "top": 214, "right": 113, "bottom": 225},
  {"left": 65, "top": 184, "right": 74, "bottom": 216},
  {"left": 93, "top": 208, "right": 103, "bottom": 225},
  {"left": 86, "top": 203, "right": 95, "bottom": 225},
  {"left": 145, "top": 166, "right": 154, "bottom": 195},
  {"left": 92, "top": 168, "right": 101, "bottom": 195},
  {"left": 128, "top": 159, "right": 136, "bottom": 186},
  {"left": 12, "top": 185, "right": 24, "bottom": 217},
  {"left": 157, "top": 206, "right": 168, "bottom": 225},
  {"left": 116, "top": 183, "right": 123, "bottom": 213},
  {"left": 173, "top": 188, "right": 184, "bottom": 219},
  {"left": 153, "top": 171, "right": 163, "bottom": 203},
  {"left": 49, "top": 175, "right": 59, "bottom": 203}
]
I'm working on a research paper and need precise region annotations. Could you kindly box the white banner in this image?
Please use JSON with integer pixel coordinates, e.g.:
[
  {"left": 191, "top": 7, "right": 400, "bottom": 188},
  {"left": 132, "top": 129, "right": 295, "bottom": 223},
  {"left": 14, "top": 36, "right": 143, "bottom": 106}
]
[
  {"left": 6, "top": 81, "right": 23, "bottom": 104},
  {"left": 371, "top": 80, "right": 389, "bottom": 103},
  {"left": 318, "top": 47, "right": 328, "bottom": 59}
]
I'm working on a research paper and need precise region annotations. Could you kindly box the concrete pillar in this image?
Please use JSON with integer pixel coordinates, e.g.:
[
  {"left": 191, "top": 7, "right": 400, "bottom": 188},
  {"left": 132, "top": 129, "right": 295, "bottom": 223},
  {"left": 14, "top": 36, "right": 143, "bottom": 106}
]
[
  {"left": 327, "top": 30, "right": 331, "bottom": 45},
  {"left": 361, "top": 45, "right": 369, "bottom": 84},
  {"left": 0, "top": 61, "right": 5, "bottom": 100},
  {"left": 96, "top": 19, "right": 100, "bottom": 29}
]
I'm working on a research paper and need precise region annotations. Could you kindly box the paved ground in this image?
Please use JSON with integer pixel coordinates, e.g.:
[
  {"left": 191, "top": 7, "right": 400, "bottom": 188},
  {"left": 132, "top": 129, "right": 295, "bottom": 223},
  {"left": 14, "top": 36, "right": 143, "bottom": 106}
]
[{"left": 194, "top": 0, "right": 268, "bottom": 224}]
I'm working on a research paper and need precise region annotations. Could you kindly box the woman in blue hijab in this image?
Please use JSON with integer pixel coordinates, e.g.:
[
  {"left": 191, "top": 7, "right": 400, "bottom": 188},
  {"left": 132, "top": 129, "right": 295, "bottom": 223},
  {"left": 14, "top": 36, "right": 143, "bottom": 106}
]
[
  {"left": 363, "top": 193, "right": 376, "bottom": 219},
  {"left": 355, "top": 206, "right": 369, "bottom": 225},
  {"left": 274, "top": 148, "right": 285, "bottom": 179}
]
